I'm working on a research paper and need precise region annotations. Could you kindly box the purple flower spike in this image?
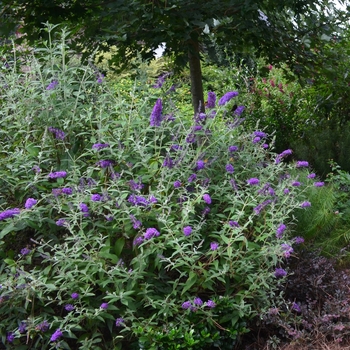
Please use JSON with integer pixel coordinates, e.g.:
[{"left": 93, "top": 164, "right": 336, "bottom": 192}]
[
  {"left": 65, "top": 304, "right": 74, "bottom": 311},
  {"left": 225, "top": 164, "right": 234, "bottom": 173},
  {"left": 234, "top": 105, "right": 245, "bottom": 116},
  {"left": 46, "top": 80, "right": 58, "bottom": 90},
  {"left": 206, "top": 91, "right": 216, "bottom": 108},
  {"left": 206, "top": 300, "right": 216, "bottom": 308},
  {"left": 21, "top": 247, "right": 31, "bottom": 255},
  {"left": 314, "top": 182, "right": 324, "bottom": 187},
  {"left": 281, "top": 243, "right": 294, "bottom": 258},
  {"left": 183, "top": 226, "right": 192, "bottom": 236},
  {"left": 291, "top": 302, "right": 301, "bottom": 312},
  {"left": 210, "top": 242, "right": 219, "bottom": 251},
  {"left": 203, "top": 194, "right": 212, "bottom": 204},
  {"left": 144, "top": 228, "right": 160, "bottom": 240},
  {"left": 91, "top": 194, "right": 102, "bottom": 202},
  {"left": 307, "top": 173, "right": 316, "bottom": 179},
  {"left": 196, "top": 160, "right": 205, "bottom": 170},
  {"left": 294, "top": 236, "right": 305, "bottom": 244},
  {"left": 50, "top": 329, "right": 63, "bottom": 342},
  {"left": 228, "top": 145, "right": 238, "bottom": 153},
  {"left": 71, "top": 292, "right": 79, "bottom": 300},
  {"left": 174, "top": 180, "right": 181, "bottom": 188},
  {"left": 247, "top": 178, "right": 260, "bottom": 185},
  {"left": 276, "top": 223, "right": 286, "bottom": 239},
  {"left": 301, "top": 201, "right": 311, "bottom": 208},
  {"left": 274, "top": 268, "right": 287, "bottom": 278},
  {"left": 150, "top": 98, "right": 163, "bottom": 127},
  {"left": 6, "top": 332, "right": 14, "bottom": 343},
  {"left": 296, "top": 161, "right": 309, "bottom": 168},
  {"left": 115, "top": 318, "right": 124, "bottom": 327},
  {"left": 229, "top": 220, "right": 239, "bottom": 227},
  {"left": 0, "top": 208, "right": 20, "bottom": 221},
  {"left": 218, "top": 91, "right": 239, "bottom": 106},
  {"left": 48, "top": 171, "right": 67, "bottom": 179},
  {"left": 92, "top": 143, "right": 110, "bottom": 150},
  {"left": 100, "top": 302, "right": 109, "bottom": 309},
  {"left": 182, "top": 301, "right": 191, "bottom": 309},
  {"left": 194, "top": 297, "right": 203, "bottom": 306}
]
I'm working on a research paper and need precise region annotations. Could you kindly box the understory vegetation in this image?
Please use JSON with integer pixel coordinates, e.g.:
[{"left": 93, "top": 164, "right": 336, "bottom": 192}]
[{"left": 1, "top": 26, "right": 350, "bottom": 350}]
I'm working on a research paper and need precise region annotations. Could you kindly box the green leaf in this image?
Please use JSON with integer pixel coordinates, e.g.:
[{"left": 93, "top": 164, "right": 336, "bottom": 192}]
[
  {"left": 181, "top": 271, "right": 197, "bottom": 295},
  {"left": 114, "top": 238, "right": 125, "bottom": 257}
]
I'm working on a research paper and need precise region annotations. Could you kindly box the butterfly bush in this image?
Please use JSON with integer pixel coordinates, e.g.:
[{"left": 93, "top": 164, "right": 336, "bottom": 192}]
[{"left": 0, "top": 29, "right": 321, "bottom": 349}]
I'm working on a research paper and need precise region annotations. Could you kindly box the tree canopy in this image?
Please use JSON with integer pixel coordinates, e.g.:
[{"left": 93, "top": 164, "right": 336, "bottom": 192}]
[{"left": 1, "top": 0, "right": 349, "bottom": 112}]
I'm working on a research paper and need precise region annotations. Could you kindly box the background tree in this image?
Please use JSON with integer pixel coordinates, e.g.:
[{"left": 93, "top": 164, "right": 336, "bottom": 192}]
[{"left": 1, "top": 0, "right": 348, "bottom": 113}]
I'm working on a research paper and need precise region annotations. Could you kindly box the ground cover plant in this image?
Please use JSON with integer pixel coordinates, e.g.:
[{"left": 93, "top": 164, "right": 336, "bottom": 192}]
[{"left": 0, "top": 27, "right": 338, "bottom": 349}]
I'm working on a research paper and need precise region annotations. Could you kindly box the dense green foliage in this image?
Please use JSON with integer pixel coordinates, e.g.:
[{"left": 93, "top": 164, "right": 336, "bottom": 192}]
[
  {"left": 1, "top": 0, "right": 348, "bottom": 112},
  {"left": 0, "top": 28, "right": 331, "bottom": 349}
]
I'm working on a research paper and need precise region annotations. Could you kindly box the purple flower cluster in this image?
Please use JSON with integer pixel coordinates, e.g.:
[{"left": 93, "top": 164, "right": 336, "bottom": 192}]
[
  {"left": 281, "top": 243, "right": 294, "bottom": 258},
  {"left": 91, "top": 194, "right": 102, "bottom": 202},
  {"left": 100, "top": 302, "right": 109, "bottom": 309},
  {"left": 48, "top": 171, "right": 67, "bottom": 179},
  {"left": 115, "top": 317, "right": 124, "bottom": 327},
  {"left": 296, "top": 161, "right": 309, "bottom": 168},
  {"left": 314, "top": 182, "right": 324, "bottom": 187},
  {"left": 144, "top": 228, "right": 160, "bottom": 240},
  {"left": 203, "top": 194, "right": 211, "bottom": 204},
  {"left": 182, "top": 298, "right": 216, "bottom": 310},
  {"left": 150, "top": 98, "right": 163, "bottom": 127},
  {"left": 24, "top": 198, "right": 37, "bottom": 209},
  {"left": 174, "top": 180, "right": 181, "bottom": 188},
  {"left": 210, "top": 242, "right": 219, "bottom": 250},
  {"left": 46, "top": 80, "right": 58, "bottom": 90},
  {"left": 206, "top": 91, "right": 216, "bottom": 108},
  {"left": 129, "top": 179, "right": 144, "bottom": 191},
  {"left": 128, "top": 194, "right": 157, "bottom": 207},
  {"left": 163, "top": 155, "right": 174, "bottom": 168},
  {"left": 276, "top": 223, "right": 286, "bottom": 239},
  {"left": 301, "top": 201, "right": 311, "bottom": 208},
  {"left": 96, "top": 73, "right": 104, "bottom": 84},
  {"left": 254, "top": 200, "right": 272, "bottom": 215},
  {"left": 96, "top": 160, "right": 114, "bottom": 168},
  {"left": 65, "top": 304, "right": 74, "bottom": 311},
  {"left": 274, "top": 268, "right": 287, "bottom": 278},
  {"left": 21, "top": 247, "right": 31, "bottom": 255},
  {"left": 188, "top": 174, "right": 197, "bottom": 183},
  {"left": 36, "top": 320, "right": 50, "bottom": 332},
  {"left": 225, "top": 164, "right": 234, "bottom": 173},
  {"left": 183, "top": 226, "right": 192, "bottom": 236},
  {"left": 228, "top": 145, "right": 239, "bottom": 153},
  {"left": 79, "top": 203, "right": 89, "bottom": 217},
  {"left": 0, "top": 208, "right": 20, "bottom": 221},
  {"left": 56, "top": 218, "right": 68, "bottom": 227},
  {"left": 294, "top": 236, "right": 305, "bottom": 244},
  {"left": 196, "top": 160, "right": 205, "bottom": 170},
  {"left": 130, "top": 215, "right": 142, "bottom": 229},
  {"left": 50, "top": 329, "right": 63, "bottom": 342},
  {"left": 153, "top": 72, "right": 170, "bottom": 88},
  {"left": 275, "top": 149, "right": 292, "bottom": 164},
  {"left": 92, "top": 143, "right": 110, "bottom": 150},
  {"left": 234, "top": 105, "right": 245, "bottom": 116},
  {"left": 218, "top": 91, "right": 239, "bottom": 106},
  {"left": 71, "top": 292, "right": 79, "bottom": 299},
  {"left": 229, "top": 220, "right": 239, "bottom": 227},
  {"left": 247, "top": 178, "right": 260, "bottom": 186},
  {"left": 48, "top": 127, "right": 66, "bottom": 140}
]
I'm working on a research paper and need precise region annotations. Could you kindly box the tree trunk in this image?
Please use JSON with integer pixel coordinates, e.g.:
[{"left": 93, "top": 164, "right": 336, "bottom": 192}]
[{"left": 188, "top": 39, "right": 205, "bottom": 114}]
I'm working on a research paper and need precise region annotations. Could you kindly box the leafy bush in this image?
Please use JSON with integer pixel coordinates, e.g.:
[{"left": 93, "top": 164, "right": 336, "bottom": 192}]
[{"left": 0, "top": 26, "right": 321, "bottom": 349}]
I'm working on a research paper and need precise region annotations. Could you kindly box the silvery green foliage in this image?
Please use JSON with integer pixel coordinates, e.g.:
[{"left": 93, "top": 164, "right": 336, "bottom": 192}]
[{"left": 0, "top": 29, "right": 318, "bottom": 349}]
